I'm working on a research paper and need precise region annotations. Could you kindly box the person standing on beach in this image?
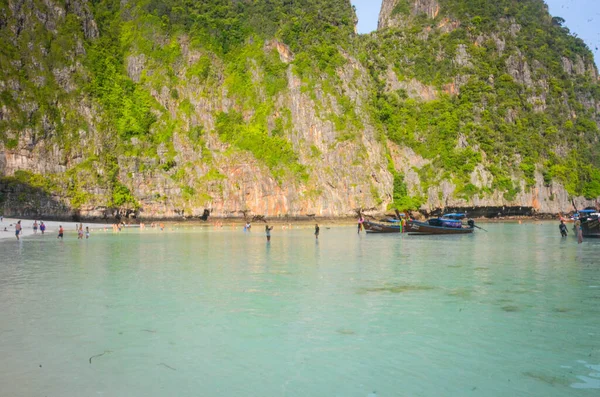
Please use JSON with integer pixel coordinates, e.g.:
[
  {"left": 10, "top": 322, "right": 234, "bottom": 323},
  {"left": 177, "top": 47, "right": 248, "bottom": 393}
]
[
  {"left": 315, "top": 224, "right": 320, "bottom": 239},
  {"left": 40, "top": 222, "right": 45, "bottom": 235},
  {"left": 265, "top": 225, "right": 273, "bottom": 242},
  {"left": 57, "top": 225, "right": 64, "bottom": 239},
  {"left": 33, "top": 220, "right": 38, "bottom": 234},
  {"left": 15, "top": 220, "right": 22, "bottom": 240}
]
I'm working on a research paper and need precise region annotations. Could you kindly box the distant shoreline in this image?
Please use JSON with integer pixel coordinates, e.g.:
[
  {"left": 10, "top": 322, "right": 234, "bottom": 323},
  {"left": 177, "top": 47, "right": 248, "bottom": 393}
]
[
  {"left": 0, "top": 215, "right": 568, "bottom": 241},
  {"left": 3, "top": 204, "right": 580, "bottom": 224},
  {"left": 0, "top": 214, "right": 565, "bottom": 226},
  {"left": 0, "top": 218, "right": 113, "bottom": 241}
]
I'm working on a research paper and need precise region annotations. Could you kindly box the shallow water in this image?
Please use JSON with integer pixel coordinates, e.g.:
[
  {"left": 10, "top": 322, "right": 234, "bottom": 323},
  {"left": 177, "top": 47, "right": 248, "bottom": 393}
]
[{"left": 0, "top": 223, "right": 599, "bottom": 396}]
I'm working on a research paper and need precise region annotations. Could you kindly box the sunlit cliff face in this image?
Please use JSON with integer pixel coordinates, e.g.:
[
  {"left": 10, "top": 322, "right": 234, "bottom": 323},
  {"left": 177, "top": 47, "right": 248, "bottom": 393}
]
[{"left": 0, "top": 0, "right": 599, "bottom": 220}]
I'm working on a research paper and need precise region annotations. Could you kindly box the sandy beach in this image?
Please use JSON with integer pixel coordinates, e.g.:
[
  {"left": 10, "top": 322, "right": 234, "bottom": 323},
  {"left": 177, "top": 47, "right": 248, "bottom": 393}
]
[
  {"left": 0, "top": 215, "right": 557, "bottom": 241},
  {"left": 0, "top": 218, "right": 114, "bottom": 240}
]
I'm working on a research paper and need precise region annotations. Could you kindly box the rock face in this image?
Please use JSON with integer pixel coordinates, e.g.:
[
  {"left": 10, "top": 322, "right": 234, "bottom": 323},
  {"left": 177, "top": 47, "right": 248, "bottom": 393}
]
[
  {"left": 378, "top": 0, "right": 440, "bottom": 29},
  {"left": 0, "top": 0, "right": 389, "bottom": 220},
  {"left": 1, "top": 0, "right": 599, "bottom": 220},
  {"left": 372, "top": 0, "right": 600, "bottom": 215}
]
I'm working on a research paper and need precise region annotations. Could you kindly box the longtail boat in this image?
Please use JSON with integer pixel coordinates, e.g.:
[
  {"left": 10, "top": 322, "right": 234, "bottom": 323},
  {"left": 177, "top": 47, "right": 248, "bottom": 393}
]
[
  {"left": 573, "top": 209, "right": 600, "bottom": 238},
  {"left": 405, "top": 213, "right": 475, "bottom": 235},
  {"left": 363, "top": 219, "right": 402, "bottom": 233}
]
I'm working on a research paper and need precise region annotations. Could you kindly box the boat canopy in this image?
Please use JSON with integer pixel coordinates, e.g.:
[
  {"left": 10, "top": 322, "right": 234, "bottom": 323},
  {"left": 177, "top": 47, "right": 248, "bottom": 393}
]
[
  {"left": 442, "top": 213, "right": 466, "bottom": 219},
  {"left": 578, "top": 209, "right": 597, "bottom": 213}
]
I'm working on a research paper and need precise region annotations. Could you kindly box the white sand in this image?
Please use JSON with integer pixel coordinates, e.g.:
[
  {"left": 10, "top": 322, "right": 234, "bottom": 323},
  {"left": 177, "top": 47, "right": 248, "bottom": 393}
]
[{"left": 0, "top": 218, "right": 114, "bottom": 240}]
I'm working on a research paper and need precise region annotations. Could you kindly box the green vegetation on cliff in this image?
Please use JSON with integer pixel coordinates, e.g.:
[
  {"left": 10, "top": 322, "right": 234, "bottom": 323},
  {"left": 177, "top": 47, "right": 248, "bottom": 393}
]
[
  {"left": 1, "top": 0, "right": 599, "bottom": 217},
  {"left": 367, "top": 0, "right": 600, "bottom": 203}
]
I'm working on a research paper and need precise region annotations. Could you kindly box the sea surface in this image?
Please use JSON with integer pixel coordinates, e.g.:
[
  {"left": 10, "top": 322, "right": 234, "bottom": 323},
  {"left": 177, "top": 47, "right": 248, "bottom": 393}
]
[{"left": 0, "top": 223, "right": 599, "bottom": 396}]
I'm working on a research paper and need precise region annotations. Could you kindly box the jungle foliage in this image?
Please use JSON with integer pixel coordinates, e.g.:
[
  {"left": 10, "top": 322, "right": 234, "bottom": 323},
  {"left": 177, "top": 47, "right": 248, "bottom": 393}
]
[
  {"left": 365, "top": 0, "right": 600, "bottom": 203},
  {"left": 1, "top": 0, "right": 599, "bottom": 213}
]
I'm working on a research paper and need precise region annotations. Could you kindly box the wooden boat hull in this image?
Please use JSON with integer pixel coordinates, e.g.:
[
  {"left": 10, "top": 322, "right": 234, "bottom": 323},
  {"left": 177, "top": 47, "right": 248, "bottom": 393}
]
[
  {"left": 581, "top": 217, "right": 600, "bottom": 238},
  {"left": 405, "top": 220, "right": 473, "bottom": 235},
  {"left": 363, "top": 220, "right": 401, "bottom": 233}
]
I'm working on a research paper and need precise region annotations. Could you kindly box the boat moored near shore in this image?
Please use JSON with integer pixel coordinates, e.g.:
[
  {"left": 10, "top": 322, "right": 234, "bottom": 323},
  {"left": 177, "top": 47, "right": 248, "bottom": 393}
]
[
  {"left": 573, "top": 209, "right": 600, "bottom": 238},
  {"left": 405, "top": 213, "right": 475, "bottom": 235},
  {"left": 363, "top": 220, "right": 402, "bottom": 233}
]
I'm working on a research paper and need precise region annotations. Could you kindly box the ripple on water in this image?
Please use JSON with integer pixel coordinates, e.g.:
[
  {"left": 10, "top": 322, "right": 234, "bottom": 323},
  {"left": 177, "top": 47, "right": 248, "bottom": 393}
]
[
  {"left": 571, "top": 376, "right": 600, "bottom": 389},
  {"left": 504, "top": 289, "right": 533, "bottom": 295},
  {"left": 446, "top": 288, "right": 472, "bottom": 299},
  {"left": 553, "top": 307, "right": 571, "bottom": 313},
  {"left": 523, "top": 371, "right": 571, "bottom": 387},
  {"left": 496, "top": 299, "right": 513, "bottom": 303},
  {"left": 568, "top": 361, "right": 600, "bottom": 389},
  {"left": 357, "top": 284, "right": 435, "bottom": 294}
]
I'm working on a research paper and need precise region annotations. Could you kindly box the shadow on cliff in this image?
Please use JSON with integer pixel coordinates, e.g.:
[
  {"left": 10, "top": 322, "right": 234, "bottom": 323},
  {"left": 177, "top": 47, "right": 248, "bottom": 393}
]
[
  {"left": 0, "top": 176, "right": 71, "bottom": 220},
  {"left": 426, "top": 206, "right": 535, "bottom": 218},
  {"left": 0, "top": 175, "right": 215, "bottom": 222}
]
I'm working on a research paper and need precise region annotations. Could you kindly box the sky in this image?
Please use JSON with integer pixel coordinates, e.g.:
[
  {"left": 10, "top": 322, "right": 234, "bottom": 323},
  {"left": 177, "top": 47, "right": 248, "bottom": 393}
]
[{"left": 351, "top": 0, "right": 600, "bottom": 67}]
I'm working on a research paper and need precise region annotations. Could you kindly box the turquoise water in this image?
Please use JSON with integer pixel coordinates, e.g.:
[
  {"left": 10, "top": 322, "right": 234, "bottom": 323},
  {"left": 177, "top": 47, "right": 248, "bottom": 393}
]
[{"left": 0, "top": 223, "right": 599, "bottom": 396}]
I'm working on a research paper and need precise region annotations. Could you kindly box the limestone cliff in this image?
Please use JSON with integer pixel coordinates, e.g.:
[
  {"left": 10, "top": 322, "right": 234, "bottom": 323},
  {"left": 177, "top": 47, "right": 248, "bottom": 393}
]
[
  {"left": 0, "top": 0, "right": 599, "bottom": 220},
  {"left": 378, "top": 0, "right": 441, "bottom": 29},
  {"left": 0, "top": 0, "right": 389, "bottom": 219},
  {"left": 372, "top": 0, "right": 600, "bottom": 214}
]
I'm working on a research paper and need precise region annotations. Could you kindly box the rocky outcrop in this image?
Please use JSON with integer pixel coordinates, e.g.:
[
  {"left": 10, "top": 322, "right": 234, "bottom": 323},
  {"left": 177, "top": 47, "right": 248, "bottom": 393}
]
[
  {"left": 422, "top": 174, "right": 599, "bottom": 215},
  {"left": 384, "top": 67, "right": 438, "bottom": 100},
  {"left": 378, "top": 0, "right": 440, "bottom": 30},
  {"left": 389, "top": 144, "right": 599, "bottom": 214}
]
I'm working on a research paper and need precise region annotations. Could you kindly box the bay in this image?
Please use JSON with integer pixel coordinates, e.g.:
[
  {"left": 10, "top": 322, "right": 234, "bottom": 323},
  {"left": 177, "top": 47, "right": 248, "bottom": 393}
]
[{"left": 0, "top": 223, "right": 599, "bottom": 396}]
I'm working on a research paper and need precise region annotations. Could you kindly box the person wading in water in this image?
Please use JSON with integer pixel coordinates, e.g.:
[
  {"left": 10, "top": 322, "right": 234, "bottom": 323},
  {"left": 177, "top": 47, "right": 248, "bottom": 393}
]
[
  {"left": 265, "top": 225, "right": 273, "bottom": 242},
  {"left": 559, "top": 220, "right": 568, "bottom": 237},
  {"left": 15, "top": 220, "right": 22, "bottom": 240},
  {"left": 575, "top": 220, "right": 584, "bottom": 244},
  {"left": 315, "top": 224, "right": 320, "bottom": 239}
]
